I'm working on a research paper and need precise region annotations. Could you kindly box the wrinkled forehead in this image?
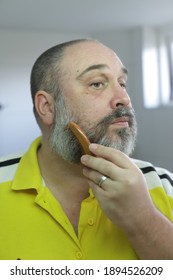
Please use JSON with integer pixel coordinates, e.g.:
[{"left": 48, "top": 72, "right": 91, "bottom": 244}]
[{"left": 61, "top": 41, "right": 124, "bottom": 75}]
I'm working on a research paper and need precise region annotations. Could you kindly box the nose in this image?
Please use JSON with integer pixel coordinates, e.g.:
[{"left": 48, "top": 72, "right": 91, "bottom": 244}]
[{"left": 110, "top": 85, "right": 131, "bottom": 109}]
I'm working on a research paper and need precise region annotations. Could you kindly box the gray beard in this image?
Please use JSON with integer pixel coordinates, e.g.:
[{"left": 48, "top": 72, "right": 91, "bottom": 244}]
[{"left": 49, "top": 96, "right": 137, "bottom": 164}]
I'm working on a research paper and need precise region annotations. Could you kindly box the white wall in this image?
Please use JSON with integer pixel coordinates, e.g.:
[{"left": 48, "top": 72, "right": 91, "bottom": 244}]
[{"left": 0, "top": 28, "right": 89, "bottom": 156}]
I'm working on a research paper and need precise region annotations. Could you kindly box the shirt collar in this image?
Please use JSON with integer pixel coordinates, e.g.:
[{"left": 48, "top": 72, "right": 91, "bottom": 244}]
[
  {"left": 11, "top": 136, "right": 95, "bottom": 199},
  {"left": 11, "top": 137, "right": 43, "bottom": 192}
]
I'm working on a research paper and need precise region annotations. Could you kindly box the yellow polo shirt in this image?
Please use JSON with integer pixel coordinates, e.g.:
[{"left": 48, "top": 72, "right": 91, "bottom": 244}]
[{"left": 0, "top": 137, "right": 173, "bottom": 260}]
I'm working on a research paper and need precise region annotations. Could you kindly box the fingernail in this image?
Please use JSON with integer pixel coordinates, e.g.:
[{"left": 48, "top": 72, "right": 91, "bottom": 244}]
[
  {"left": 81, "top": 155, "right": 89, "bottom": 163},
  {"left": 89, "top": 143, "right": 98, "bottom": 151},
  {"left": 82, "top": 167, "right": 88, "bottom": 175}
]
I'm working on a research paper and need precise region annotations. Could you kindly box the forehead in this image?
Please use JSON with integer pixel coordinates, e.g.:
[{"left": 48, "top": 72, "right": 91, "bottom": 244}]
[{"left": 61, "top": 41, "right": 124, "bottom": 76}]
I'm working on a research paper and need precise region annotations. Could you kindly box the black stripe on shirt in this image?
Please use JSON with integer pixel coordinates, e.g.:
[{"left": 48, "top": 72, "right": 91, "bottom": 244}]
[
  {"left": 140, "top": 166, "right": 173, "bottom": 187},
  {"left": 159, "top": 174, "right": 173, "bottom": 187},
  {"left": 140, "top": 166, "right": 156, "bottom": 174},
  {"left": 0, "top": 157, "right": 21, "bottom": 167}
]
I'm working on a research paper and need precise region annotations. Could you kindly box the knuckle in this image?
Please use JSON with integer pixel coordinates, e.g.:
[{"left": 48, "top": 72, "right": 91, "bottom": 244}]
[{"left": 104, "top": 161, "right": 114, "bottom": 177}]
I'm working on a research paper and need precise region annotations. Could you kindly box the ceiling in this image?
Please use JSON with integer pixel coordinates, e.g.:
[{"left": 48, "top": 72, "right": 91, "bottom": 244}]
[{"left": 0, "top": 0, "right": 173, "bottom": 33}]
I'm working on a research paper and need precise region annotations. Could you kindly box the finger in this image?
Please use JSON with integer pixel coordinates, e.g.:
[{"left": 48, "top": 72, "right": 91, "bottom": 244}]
[
  {"left": 81, "top": 154, "right": 119, "bottom": 180},
  {"left": 83, "top": 167, "right": 111, "bottom": 190},
  {"left": 89, "top": 143, "right": 134, "bottom": 169},
  {"left": 87, "top": 178, "right": 106, "bottom": 198}
]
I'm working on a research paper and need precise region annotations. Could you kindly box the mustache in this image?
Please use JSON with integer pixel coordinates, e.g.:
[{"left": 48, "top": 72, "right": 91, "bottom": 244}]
[
  {"left": 85, "top": 107, "right": 136, "bottom": 143},
  {"left": 97, "top": 107, "right": 136, "bottom": 127}
]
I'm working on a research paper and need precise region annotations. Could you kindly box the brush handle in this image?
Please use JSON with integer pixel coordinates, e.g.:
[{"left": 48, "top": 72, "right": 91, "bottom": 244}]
[{"left": 67, "top": 122, "right": 92, "bottom": 155}]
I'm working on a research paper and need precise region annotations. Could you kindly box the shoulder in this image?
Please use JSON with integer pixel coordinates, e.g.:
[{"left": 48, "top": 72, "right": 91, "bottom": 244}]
[
  {"left": 0, "top": 151, "right": 24, "bottom": 183},
  {"left": 133, "top": 158, "right": 173, "bottom": 197}
]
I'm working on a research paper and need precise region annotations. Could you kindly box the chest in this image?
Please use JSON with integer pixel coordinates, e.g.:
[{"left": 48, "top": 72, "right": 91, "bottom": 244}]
[{"left": 61, "top": 201, "right": 81, "bottom": 235}]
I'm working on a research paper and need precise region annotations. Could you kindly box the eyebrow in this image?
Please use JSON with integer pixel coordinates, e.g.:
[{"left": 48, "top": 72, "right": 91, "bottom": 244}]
[
  {"left": 76, "top": 64, "right": 128, "bottom": 79},
  {"left": 122, "top": 66, "right": 128, "bottom": 76},
  {"left": 76, "top": 64, "right": 109, "bottom": 79}
]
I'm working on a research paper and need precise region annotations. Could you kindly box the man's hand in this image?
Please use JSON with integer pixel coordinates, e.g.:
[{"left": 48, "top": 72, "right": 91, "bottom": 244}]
[
  {"left": 81, "top": 143, "right": 173, "bottom": 259},
  {"left": 81, "top": 143, "right": 155, "bottom": 232}
]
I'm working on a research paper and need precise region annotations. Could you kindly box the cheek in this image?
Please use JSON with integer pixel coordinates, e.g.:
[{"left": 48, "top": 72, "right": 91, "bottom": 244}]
[
  {"left": 64, "top": 88, "right": 107, "bottom": 126},
  {"left": 77, "top": 103, "right": 106, "bottom": 129}
]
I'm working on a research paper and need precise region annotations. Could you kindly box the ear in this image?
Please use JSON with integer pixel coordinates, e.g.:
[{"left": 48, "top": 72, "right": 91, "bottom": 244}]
[{"left": 34, "top": 91, "right": 55, "bottom": 126}]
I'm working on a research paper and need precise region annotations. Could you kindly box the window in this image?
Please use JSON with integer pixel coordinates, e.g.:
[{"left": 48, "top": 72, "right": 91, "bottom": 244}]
[{"left": 142, "top": 27, "right": 173, "bottom": 108}]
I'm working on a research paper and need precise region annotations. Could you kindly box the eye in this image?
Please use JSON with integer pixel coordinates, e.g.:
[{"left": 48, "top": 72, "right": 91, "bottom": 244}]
[
  {"left": 119, "top": 82, "right": 127, "bottom": 89},
  {"left": 90, "top": 81, "right": 105, "bottom": 89}
]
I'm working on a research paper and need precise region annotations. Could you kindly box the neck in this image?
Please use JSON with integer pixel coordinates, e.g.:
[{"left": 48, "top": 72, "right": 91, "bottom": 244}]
[{"left": 37, "top": 140, "right": 89, "bottom": 201}]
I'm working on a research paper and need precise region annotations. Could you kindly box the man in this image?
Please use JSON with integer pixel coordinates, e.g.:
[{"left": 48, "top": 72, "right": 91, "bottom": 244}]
[{"left": 0, "top": 38, "right": 173, "bottom": 260}]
